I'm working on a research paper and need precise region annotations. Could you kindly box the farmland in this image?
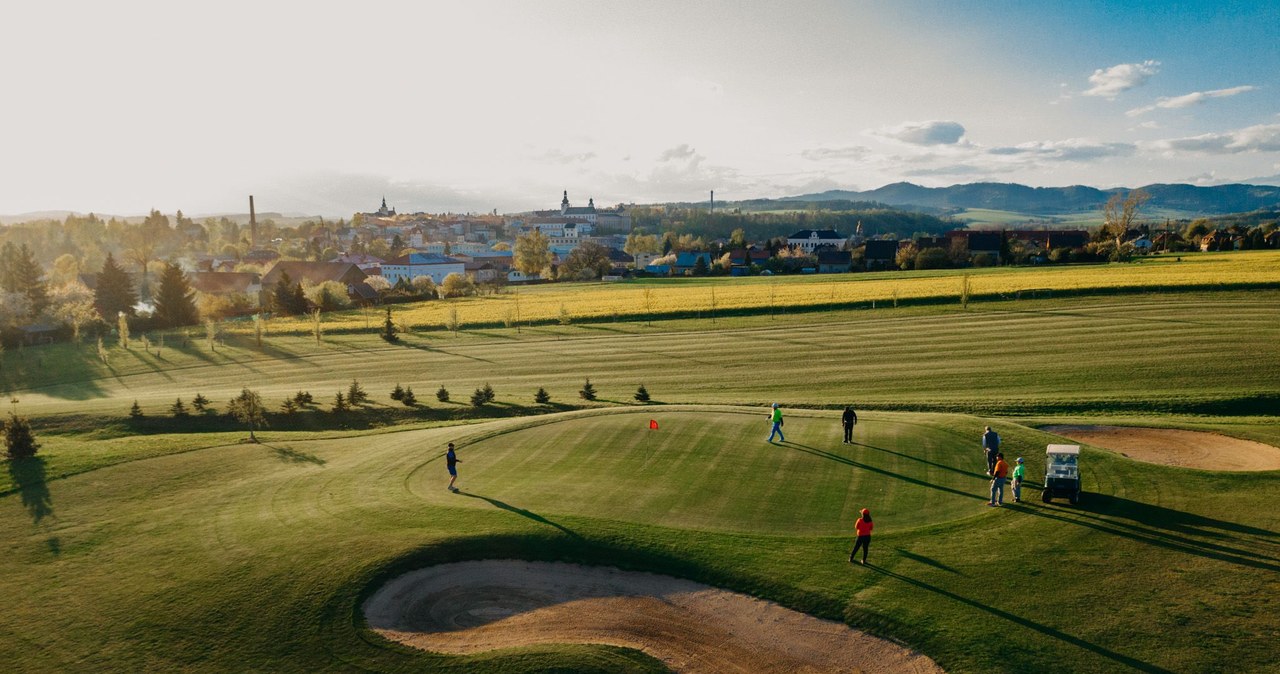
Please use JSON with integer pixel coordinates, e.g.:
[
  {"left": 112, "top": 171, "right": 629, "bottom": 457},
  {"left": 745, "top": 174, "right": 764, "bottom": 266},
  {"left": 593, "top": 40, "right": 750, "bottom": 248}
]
[
  {"left": 2, "top": 256, "right": 1279, "bottom": 673},
  {"left": 240, "top": 251, "right": 1280, "bottom": 335}
]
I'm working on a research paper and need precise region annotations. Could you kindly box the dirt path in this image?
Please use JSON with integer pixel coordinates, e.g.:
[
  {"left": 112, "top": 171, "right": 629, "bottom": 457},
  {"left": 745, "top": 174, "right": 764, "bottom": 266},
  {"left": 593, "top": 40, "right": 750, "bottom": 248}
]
[
  {"left": 364, "top": 560, "right": 943, "bottom": 674},
  {"left": 1042, "top": 425, "right": 1280, "bottom": 471}
]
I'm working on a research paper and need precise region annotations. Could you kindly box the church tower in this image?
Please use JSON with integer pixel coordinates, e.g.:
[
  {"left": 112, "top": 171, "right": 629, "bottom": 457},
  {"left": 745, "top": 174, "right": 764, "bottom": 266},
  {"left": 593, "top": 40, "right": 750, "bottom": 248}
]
[{"left": 561, "top": 190, "right": 570, "bottom": 214}]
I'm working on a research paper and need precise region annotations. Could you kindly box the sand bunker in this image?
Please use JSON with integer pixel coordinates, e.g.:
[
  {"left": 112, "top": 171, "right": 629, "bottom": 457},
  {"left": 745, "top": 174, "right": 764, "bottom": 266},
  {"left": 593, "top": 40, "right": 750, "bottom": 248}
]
[
  {"left": 1042, "top": 425, "right": 1280, "bottom": 471},
  {"left": 364, "top": 560, "right": 942, "bottom": 674}
]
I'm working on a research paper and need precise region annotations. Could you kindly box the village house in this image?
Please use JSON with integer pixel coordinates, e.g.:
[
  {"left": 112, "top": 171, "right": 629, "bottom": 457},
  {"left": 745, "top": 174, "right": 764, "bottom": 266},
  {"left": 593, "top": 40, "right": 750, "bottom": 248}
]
[
  {"left": 947, "top": 231, "right": 1003, "bottom": 262},
  {"left": 332, "top": 252, "right": 384, "bottom": 272},
  {"left": 380, "top": 253, "right": 465, "bottom": 285},
  {"left": 864, "top": 239, "right": 899, "bottom": 270},
  {"left": 188, "top": 271, "right": 261, "bottom": 298},
  {"left": 260, "top": 261, "right": 376, "bottom": 303},
  {"left": 817, "top": 250, "right": 853, "bottom": 273}
]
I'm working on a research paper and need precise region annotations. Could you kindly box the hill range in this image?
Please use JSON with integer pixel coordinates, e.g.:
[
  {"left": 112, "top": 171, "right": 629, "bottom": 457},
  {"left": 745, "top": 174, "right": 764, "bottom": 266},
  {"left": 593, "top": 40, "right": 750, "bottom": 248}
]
[{"left": 784, "top": 181, "right": 1280, "bottom": 216}]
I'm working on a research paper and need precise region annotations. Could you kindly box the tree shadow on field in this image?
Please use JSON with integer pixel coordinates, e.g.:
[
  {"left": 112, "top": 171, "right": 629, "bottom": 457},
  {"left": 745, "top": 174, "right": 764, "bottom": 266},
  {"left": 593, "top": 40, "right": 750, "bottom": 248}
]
[
  {"left": 6, "top": 457, "right": 54, "bottom": 524},
  {"left": 1011, "top": 496, "right": 1280, "bottom": 572},
  {"left": 870, "top": 566, "right": 1175, "bottom": 674},
  {"left": 262, "top": 443, "right": 326, "bottom": 466},
  {"left": 461, "top": 493, "right": 580, "bottom": 539},
  {"left": 783, "top": 442, "right": 987, "bottom": 502},
  {"left": 894, "top": 549, "right": 963, "bottom": 575}
]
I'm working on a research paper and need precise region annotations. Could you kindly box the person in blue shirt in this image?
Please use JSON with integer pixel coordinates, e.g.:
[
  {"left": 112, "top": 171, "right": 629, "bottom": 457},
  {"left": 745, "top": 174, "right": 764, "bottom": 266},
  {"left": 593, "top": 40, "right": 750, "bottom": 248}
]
[
  {"left": 982, "top": 426, "right": 1000, "bottom": 476},
  {"left": 446, "top": 442, "right": 462, "bottom": 493}
]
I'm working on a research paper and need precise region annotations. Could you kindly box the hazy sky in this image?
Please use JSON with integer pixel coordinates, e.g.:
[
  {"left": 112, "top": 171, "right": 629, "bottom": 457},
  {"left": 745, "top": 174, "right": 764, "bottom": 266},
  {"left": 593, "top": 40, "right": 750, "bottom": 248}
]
[{"left": 3, "top": 0, "right": 1278, "bottom": 216}]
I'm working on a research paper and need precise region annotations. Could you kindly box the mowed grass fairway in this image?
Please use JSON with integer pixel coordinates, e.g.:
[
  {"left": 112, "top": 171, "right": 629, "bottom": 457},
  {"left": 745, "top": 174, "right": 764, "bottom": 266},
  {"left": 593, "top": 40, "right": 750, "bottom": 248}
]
[
  {"left": 3, "top": 409, "right": 1279, "bottom": 673},
  {"left": 3, "top": 269, "right": 1280, "bottom": 672}
]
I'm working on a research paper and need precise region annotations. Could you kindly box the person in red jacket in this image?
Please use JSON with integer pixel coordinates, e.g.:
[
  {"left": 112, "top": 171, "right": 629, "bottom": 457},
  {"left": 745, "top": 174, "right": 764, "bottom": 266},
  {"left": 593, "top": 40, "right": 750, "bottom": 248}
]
[{"left": 849, "top": 508, "right": 874, "bottom": 565}]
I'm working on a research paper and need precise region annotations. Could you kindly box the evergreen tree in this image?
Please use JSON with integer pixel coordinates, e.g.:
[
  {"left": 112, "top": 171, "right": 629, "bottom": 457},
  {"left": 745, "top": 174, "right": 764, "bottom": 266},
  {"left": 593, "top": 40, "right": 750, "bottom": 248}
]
[
  {"left": 390, "top": 383, "right": 405, "bottom": 401},
  {"left": 401, "top": 386, "right": 417, "bottom": 406},
  {"left": 470, "top": 387, "right": 488, "bottom": 407},
  {"left": 191, "top": 393, "right": 210, "bottom": 413},
  {"left": 294, "top": 390, "right": 313, "bottom": 406},
  {"left": 129, "top": 400, "right": 143, "bottom": 418},
  {"left": 381, "top": 307, "right": 398, "bottom": 342},
  {"left": 3, "top": 412, "right": 40, "bottom": 459},
  {"left": 281, "top": 398, "right": 298, "bottom": 415},
  {"left": 169, "top": 398, "right": 189, "bottom": 417},
  {"left": 94, "top": 252, "right": 137, "bottom": 319},
  {"left": 634, "top": 384, "right": 651, "bottom": 402},
  {"left": 153, "top": 263, "right": 199, "bottom": 328},
  {"left": 481, "top": 382, "right": 495, "bottom": 403},
  {"left": 0, "top": 242, "right": 19, "bottom": 293},
  {"left": 534, "top": 387, "right": 551, "bottom": 404},
  {"left": 13, "top": 244, "right": 48, "bottom": 318},
  {"left": 436, "top": 385, "right": 449, "bottom": 402},
  {"left": 332, "top": 391, "right": 348, "bottom": 412},
  {"left": 579, "top": 378, "right": 597, "bottom": 401},
  {"left": 347, "top": 379, "right": 367, "bottom": 404}
]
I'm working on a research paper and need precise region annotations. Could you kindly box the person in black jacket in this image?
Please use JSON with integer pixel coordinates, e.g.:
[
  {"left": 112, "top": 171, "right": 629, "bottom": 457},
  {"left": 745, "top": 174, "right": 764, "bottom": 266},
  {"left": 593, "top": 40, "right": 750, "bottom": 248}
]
[{"left": 841, "top": 406, "right": 858, "bottom": 444}]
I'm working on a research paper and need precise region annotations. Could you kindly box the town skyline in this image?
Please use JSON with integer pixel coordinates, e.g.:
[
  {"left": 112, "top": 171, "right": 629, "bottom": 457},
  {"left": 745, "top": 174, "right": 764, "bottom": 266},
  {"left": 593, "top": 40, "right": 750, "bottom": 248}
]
[{"left": 3, "top": 0, "right": 1278, "bottom": 217}]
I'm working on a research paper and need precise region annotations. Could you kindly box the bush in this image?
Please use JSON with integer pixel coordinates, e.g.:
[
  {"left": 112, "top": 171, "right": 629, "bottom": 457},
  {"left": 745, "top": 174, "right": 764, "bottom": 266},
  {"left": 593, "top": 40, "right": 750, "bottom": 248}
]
[
  {"left": 534, "top": 387, "right": 551, "bottom": 404},
  {"left": 914, "top": 247, "right": 951, "bottom": 270},
  {"left": 3, "top": 413, "right": 40, "bottom": 459},
  {"left": 391, "top": 383, "right": 405, "bottom": 401},
  {"left": 402, "top": 387, "right": 417, "bottom": 406},
  {"left": 129, "top": 400, "right": 143, "bottom": 418},
  {"left": 579, "top": 378, "right": 597, "bottom": 401},
  {"left": 436, "top": 385, "right": 450, "bottom": 402},
  {"left": 1048, "top": 247, "right": 1074, "bottom": 263},
  {"left": 470, "top": 387, "right": 488, "bottom": 407},
  {"left": 972, "top": 252, "right": 997, "bottom": 267},
  {"left": 634, "top": 384, "right": 650, "bottom": 402}
]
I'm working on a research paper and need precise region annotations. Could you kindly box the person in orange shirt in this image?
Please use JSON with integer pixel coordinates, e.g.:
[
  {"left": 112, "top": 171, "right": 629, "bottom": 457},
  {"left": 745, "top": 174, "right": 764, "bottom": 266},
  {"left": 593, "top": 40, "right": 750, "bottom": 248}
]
[
  {"left": 849, "top": 508, "right": 874, "bottom": 565},
  {"left": 988, "top": 453, "right": 1009, "bottom": 507}
]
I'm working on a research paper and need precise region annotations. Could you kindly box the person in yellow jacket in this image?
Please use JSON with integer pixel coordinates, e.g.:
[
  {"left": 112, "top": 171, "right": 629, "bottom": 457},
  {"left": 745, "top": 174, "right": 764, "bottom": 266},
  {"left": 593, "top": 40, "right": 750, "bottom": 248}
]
[{"left": 988, "top": 453, "right": 1009, "bottom": 507}]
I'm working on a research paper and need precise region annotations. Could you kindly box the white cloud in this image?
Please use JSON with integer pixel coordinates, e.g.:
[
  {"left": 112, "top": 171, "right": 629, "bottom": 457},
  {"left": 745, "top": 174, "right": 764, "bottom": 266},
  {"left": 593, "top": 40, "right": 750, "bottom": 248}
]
[
  {"left": 873, "top": 120, "right": 967, "bottom": 146},
  {"left": 801, "top": 145, "right": 872, "bottom": 161},
  {"left": 1126, "top": 85, "right": 1256, "bottom": 116},
  {"left": 658, "top": 144, "right": 699, "bottom": 161},
  {"left": 1083, "top": 60, "right": 1160, "bottom": 98},
  {"left": 987, "top": 139, "right": 1136, "bottom": 162},
  {"left": 1153, "top": 124, "right": 1280, "bottom": 154}
]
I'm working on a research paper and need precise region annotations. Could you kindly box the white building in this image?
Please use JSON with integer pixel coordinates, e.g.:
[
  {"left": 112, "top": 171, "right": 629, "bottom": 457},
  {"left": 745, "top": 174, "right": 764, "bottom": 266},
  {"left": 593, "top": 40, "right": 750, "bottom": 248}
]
[
  {"left": 786, "top": 229, "right": 847, "bottom": 252},
  {"left": 380, "top": 253, "right": 465, "bottom": 284}
]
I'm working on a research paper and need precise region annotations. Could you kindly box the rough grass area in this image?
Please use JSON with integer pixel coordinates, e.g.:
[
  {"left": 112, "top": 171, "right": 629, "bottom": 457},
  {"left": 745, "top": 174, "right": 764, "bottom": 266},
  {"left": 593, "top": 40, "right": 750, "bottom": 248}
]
[{"left": 2, "top": 409, "right": 1278, "bottom": 673}]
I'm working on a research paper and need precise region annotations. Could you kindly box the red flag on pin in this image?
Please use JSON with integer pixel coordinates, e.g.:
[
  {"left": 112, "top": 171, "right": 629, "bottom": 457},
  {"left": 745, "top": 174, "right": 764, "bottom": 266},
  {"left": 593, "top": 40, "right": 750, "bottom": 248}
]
[{"left": 649, "top": 419, "right": 659, "bottom": 430}]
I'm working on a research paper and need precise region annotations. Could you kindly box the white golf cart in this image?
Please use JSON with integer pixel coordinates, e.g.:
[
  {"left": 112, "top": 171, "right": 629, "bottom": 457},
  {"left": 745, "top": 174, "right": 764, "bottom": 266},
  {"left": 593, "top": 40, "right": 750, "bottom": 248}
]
[{"left": 1041, "top": 444, "right": 1082, "bottom": 505}]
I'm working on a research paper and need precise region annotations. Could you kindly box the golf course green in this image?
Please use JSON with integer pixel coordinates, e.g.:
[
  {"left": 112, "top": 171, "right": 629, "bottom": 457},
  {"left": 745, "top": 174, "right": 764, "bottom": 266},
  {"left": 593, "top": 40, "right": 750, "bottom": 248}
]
[{"left": 3, "top": 280, "right": 1279, "bottom": 673}]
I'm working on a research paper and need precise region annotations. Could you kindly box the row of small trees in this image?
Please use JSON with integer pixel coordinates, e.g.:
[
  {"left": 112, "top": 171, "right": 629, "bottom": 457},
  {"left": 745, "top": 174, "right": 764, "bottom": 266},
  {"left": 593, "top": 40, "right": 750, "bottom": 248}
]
[{"left": 128, "top": 379, "right": 657, "bottom": 425}]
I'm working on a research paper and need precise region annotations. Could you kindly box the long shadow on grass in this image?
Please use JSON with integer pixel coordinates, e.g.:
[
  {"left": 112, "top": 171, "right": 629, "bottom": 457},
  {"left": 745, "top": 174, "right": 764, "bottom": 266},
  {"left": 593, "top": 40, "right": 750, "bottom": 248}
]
[
  {"left": 782, "top": 442, "right": 987, "bottom": 502},
  {"left": 1010, "top": 501, "right": 1280, "bottom": 572},
  {"left": 851, "top": 441, "right": 984, "bottom": 480},
  {"left": 871, "top": 566, "right": 1174, "bottom": 674},
  {"left": 461, "top": 493, "right": 580, "bottom": 538},
  {"left": 5, "top": 457, "right": 53, "bottom": 524}
]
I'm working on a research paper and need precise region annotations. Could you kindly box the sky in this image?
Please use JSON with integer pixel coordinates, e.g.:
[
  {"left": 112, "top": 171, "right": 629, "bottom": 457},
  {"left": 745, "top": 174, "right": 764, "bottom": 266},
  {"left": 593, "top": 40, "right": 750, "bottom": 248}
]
[{"left": 2, "top": 0, "right": 1278, "bottom": 216}]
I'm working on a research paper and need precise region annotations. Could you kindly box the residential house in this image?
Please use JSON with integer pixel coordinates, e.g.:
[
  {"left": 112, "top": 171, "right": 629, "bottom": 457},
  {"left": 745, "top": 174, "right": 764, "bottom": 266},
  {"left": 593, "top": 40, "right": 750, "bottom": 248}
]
[
  {"left": 864, "top": 239, "right": 899, "bottom": 270},
  {"left": 380, "top": 253, "right": 466, "bottom": 285},
  {"left": 261, "top": 261, "right": 374, "bottom": 304},
  {"left": 333, "top": 253, "right": 384, "bottom": 272},
  {"left": 947, "top": 230, "right": 1003, "bottom": 261},
  {"left": 188, "top": 272, "right": 261, "bottom": 298},
  {"left": 817, "top": 250, "right": 852, "bottom": 273},
  {"left": 1200, "top": 230, "right": 1232, "bottom": 252},
  {"left": 786, "top": 229, "right": 846, "bottom": 252},
  {"left": 673, "top": 252, "right": 715, "bottom": 274}
]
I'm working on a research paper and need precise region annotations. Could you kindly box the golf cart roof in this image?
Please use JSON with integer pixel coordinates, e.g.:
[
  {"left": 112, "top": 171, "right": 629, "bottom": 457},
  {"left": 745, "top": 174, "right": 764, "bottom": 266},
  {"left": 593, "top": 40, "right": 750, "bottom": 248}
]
[{"left": 1047, "top": 444, "right": 1080, "bottom": 455}]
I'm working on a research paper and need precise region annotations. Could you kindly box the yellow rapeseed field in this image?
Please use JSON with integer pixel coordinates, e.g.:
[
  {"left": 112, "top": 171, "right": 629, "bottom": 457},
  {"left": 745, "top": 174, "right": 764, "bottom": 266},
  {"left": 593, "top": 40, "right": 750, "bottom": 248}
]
[{"left": 243, "top": 250, "right": 1280, "bottom": 334}]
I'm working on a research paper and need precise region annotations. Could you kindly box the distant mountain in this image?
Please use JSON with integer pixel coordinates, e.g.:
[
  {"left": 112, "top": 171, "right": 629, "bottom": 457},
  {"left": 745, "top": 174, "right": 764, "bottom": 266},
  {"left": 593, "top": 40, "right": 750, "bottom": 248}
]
[{"left": 783, "top": 181, "right": 1280, "bottom": 215}]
